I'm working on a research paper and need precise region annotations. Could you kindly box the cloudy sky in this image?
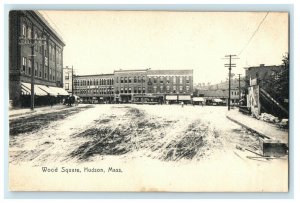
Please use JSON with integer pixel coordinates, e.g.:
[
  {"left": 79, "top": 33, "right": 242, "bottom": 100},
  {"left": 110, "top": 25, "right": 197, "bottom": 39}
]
[{"left": 40, "top": 11, "right": 288, "bottom": 84}]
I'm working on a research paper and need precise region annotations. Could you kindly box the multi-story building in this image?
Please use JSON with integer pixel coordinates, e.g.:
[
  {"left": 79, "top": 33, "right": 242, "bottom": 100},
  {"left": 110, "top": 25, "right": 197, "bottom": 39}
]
[
  {"left": 73, "top": 74, "right": 114, "bottom": 103},
  {"left": 63, "top": 66, "right": 73, "bottom": 95},
  {"left": 9, "top": 10, "right": 66, "bottom": 107},
  {"left": 113, "top": 69, "right": 148, "bottom": 103},
  {"left": 75, "top": 69, "right": 193, "bottom": 104},
  {"left": 146, "top": 69, "right": 193, "bottom": 104},
  {"left": 245, "top": 64, "right": 283, "bottom": 88}
]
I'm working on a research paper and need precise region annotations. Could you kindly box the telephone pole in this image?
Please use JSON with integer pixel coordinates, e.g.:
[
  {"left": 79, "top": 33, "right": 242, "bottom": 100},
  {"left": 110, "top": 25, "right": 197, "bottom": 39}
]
[
  {"left": 71, "top": 65, "right": 74, "bottom": 96},
  {"left": 19, "top": 36, "right": 46, "bottom": 110},
  {"left": 223, "top": 55, "right": 239, "bottom": 111},
  {"left": 238, "top": 74, "right": 242, "bottom": 105}
]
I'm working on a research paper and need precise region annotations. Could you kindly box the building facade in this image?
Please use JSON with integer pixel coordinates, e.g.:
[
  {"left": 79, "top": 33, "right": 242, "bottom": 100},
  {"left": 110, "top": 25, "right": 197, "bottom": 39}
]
[
  {"left": 73, "top": 69, "right": 193, "bottom": 104},
  {"left": 73, "top": 74, "right": 114, "bottom": 103},
  {"left": 63, "top": 66, "right": 73, "bottom": 95},
  {"left": 245, "top": 64, "right": 283, "bottom": 88},
  {"left": 9, "top": 10, "right": 66, "bottom": 107}
]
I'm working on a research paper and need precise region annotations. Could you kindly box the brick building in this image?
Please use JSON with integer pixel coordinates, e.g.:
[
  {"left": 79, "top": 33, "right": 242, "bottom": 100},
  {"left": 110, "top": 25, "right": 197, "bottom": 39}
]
[
  {"left": 73, "top": 74, "right": 114, "bottom": 103},
  {"left": 74, "top": 69, "right": 193, "bottom": 104},
  {"left": 9, "top": 10, "right": 67, "bottom": 107}
]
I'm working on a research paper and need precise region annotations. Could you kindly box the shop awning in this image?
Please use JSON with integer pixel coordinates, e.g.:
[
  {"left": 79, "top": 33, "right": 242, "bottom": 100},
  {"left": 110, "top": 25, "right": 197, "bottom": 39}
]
[
  {"left": 37, "top": 85, "right": 58, "bottom": 96},
  {"left": 178, "top": 95, "right": 191, "bottom": 100},
  {"left": 48, "top": 86, "right": 69, "bottom": 96},
  {"left": 21, "top": 83, "right": 48, "bottom": 96},
  {"left": 193, "top": 97, "right": 204, "bottom": 102},
  {"left": 166, "top": 95, "right": 177, "bottom": 100},
  {"left": 213, "top": 98, "right": 223, "bottom": 103}
]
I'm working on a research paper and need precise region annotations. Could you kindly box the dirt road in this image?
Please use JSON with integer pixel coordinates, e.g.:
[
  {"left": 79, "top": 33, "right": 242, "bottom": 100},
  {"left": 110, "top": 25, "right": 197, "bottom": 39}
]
[{"left": 9, "top": 104, "right": 288, "bottom": 192}]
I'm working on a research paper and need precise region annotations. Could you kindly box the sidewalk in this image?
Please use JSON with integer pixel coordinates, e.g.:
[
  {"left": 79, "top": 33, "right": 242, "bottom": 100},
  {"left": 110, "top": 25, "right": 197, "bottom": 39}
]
[
  {"left": 226, "top": 109, "right": 288, "bottom": 144},
  {"left": 9, "top": 104, "right": 70, "bottom": 119}
]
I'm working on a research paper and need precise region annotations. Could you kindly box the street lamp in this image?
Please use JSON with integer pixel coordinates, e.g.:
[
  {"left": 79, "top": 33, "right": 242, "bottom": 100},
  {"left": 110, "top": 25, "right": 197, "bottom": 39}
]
[{"left": 19, "top": 36, "right": 46, "bottom": 110}]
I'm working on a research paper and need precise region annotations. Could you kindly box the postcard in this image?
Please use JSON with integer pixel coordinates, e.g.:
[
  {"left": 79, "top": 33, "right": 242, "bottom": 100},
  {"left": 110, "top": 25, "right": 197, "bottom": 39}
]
[{"left": 8, "top": 10, "right": 289, "bottom": 192}]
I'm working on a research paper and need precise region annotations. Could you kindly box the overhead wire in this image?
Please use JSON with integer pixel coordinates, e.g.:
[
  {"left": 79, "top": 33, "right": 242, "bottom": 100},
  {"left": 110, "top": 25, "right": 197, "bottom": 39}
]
[{"left": 237, "top": 12, "right": 269, "bottom": 56}]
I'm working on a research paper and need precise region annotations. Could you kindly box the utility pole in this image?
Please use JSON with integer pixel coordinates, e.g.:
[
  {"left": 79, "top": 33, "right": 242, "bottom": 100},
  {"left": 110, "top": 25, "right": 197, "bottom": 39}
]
[
  {"left": 224, "top": 54, "right": 238, "bottom": 111},
  {"left": 71, "top": 65, "right": 74, "bottom": 96},
  {"left": 19, "top": 35, "right": 46, "bottom": 110},
  {"left": 238, "top": 74, "right": 242, "bottom": 105}
]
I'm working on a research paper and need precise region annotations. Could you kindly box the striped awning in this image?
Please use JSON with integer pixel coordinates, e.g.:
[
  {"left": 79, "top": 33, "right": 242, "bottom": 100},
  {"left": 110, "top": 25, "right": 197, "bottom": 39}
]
[
  {"left": 48, "top": 86, "right": 69, "bottom": 96},
  {"left": 37, "top": 85, "right": 58, "bottom": 96},
  {"left": 21, "top": 83, "right": 48, "bottom": 96}
]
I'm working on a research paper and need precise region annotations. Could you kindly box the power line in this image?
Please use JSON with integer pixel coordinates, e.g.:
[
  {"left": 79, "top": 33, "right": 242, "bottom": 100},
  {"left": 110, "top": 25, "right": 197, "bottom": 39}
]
[{"left": 238, "top": 12, "right": 269, "bottom": 56}]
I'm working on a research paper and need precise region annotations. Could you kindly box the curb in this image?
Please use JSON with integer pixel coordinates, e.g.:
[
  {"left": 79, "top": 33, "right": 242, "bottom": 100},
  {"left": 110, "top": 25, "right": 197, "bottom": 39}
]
[{"left": 226, "top": 115, "right": 271, "bottom": 140}]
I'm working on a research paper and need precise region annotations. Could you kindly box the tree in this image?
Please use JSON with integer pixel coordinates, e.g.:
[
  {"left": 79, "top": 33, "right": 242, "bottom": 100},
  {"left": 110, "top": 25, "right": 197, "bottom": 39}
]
[{"left": 267, "top": 53, "right": 289, "bottom": 109}]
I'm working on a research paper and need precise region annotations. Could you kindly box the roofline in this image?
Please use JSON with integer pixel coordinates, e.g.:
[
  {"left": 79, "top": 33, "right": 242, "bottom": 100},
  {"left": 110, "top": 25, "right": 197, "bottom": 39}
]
[
  {"left": 32, "top": 11, "right": 66, "bottom": 46},
  {"left": 74, "top": 74, "right": 114, "bottom": 77},
  {"left": 114, "top": 69, "right": 148, "bottom": 73}
]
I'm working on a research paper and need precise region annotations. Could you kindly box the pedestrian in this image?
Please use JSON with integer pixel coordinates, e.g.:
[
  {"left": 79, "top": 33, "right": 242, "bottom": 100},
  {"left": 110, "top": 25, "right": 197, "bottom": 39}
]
[
  {"left": 181, "top": 101, "right": 184, "bottom": 108},
  {"left": 201, "top": 101, "right": 204, "bottom": 107},
  {"left": 50, "top": 97, "right": 53, "bottom": 108}
]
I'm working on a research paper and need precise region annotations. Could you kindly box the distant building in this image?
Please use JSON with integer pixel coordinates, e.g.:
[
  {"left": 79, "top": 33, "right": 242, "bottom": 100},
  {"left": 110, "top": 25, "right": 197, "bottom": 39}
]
[
  {"left": 9, "top": 10, "right": 66, "bottom": 107},
  {"left": 73, "top": 69, "right": 193, "bottom": 104},
  {"left": 244, "top": 64, "right": 283, "bottom": 88},
  {"left": 73, "top": 74, "right": 114, "bottom": 103},
  {"left": 114, "top": 69, "right": 148, "bottom": 103},
  {"left": 63, "top": 66, "right": 73, "bottom": 95}
]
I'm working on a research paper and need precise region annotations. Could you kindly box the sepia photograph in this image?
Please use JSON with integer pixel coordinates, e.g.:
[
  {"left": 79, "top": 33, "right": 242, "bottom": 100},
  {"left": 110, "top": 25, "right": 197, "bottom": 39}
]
[{"left": 8, "top": 10, "right": 289, "bottom": 192}]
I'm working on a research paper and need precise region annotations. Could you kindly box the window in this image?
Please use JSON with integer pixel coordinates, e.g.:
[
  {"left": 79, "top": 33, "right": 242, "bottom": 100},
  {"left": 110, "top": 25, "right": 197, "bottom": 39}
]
[
  {"left": 186, "top": 86, "right": 190, "bottom": 92},
  {"left": 22, "top": 57, "right": 27, "bottom": 73},
  {"left": 138, "top": 87, "right": 141, "bottom": 93},
  {"left": 128, "top": 77, "right": 131, "bottom": 83},
  {"left": 166, "top": 86, "right": 170, "bottom": 92},
  {"left": 65, "top": 73, "right": 69, "bottom": 79},
  {"left": 186, "top": 76, "right": 190, "bottom": 83},
  {"left": 45, "top": 57, "right": 48, "bottom": 66},
  {"left": 116, "top": 77, "right": 119, "bottom": 83},
  {"left": 160, "top": 77, "right": 164, "bottom": 83},
  {"left": 28, "top": 59, "right": 32, "bottom": 75},
  {"left": 44, "top": 67, "right": 47, "bottom": 79},
  {"left": 39, "top": 64, "right": 42, "bottom": 77},
  {"left": 153, "top": 86, "right": 157, "bottom": 93},
  {"left": 34, "top": 32, "right": 38, "bottom": 51},
  {"left": 138, "top": 76, "right": 141, "bottom": 83},
  {"left": 142, "top": 87, "right": 145, "bottom": 93},
  {"left": 65, "top": 83, "right": 69, "bottom": 90},
  {"left": 154, "top": 77, "right": 157, "bottom": 83},
  {"left": 120, "top": 77, "right": 123, "bottom": 83},
  {"left": 124, "top": 77, "right": 127, "bottom": 83},
  {"left": 22, "top": 24, "right": 27, "bottom": 37},
  {"left": 173, "top": 77, "right": 176, "bottom": 83},
  {"left": 128, "top": 87, "right": 131, "bottom": 93},
  {"left": 179, "top": 77, "right": 183, "bottom": 84},
  {"left": 35, "top": 62, "right": 38, "bottom": 77},
  {"left": 167, "top": 76, "right": 170, "bottom": 84},
  {"left": 179, "top": 86, "right": 183, "bottom": 92},
  {"left": 134, "top": 76, "right": 137, "bottom": 83},
  {"left": 124, "top": 87, "right": 128, "bottom": 93},
  {"left": 173, "top": 85, "right": 176, "bottom": 93},
  {"left": 121, "top": 87, "right": 124, "bottom": 93},
  {"left": 49, "top": 68, "right": 52, "bottom": 80},
  {"left": 27, "top": 27, "right": 32, "bottom": 39}
]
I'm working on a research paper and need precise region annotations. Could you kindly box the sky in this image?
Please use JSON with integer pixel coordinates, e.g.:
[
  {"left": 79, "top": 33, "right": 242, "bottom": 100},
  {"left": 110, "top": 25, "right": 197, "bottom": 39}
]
[{"left": 40, "top": 11, "right": 288, "bottom": 84}]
